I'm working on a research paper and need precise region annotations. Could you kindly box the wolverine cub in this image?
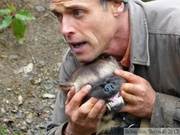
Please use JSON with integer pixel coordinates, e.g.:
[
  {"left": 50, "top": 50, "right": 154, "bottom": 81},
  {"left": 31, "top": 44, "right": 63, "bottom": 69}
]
[{"left": 59, "top": 56, "right": 126, "bottom": 134}]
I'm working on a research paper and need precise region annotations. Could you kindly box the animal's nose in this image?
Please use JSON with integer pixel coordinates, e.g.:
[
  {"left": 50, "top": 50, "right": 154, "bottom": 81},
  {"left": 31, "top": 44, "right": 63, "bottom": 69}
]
[{"left": 104, "top": 83, "right": 116, "bottom": 93}]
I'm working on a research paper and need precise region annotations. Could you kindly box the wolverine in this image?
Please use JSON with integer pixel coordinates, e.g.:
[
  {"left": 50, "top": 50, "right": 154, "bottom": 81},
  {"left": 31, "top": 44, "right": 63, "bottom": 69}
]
[{"left": 59, "top": 56, "right": 127, "bottom": 134}]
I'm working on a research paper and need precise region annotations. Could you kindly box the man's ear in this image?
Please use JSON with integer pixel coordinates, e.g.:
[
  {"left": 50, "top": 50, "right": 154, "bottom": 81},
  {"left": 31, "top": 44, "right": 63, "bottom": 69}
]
[{"left": 111, "top": 1, "right": 124, "bottom": 17}]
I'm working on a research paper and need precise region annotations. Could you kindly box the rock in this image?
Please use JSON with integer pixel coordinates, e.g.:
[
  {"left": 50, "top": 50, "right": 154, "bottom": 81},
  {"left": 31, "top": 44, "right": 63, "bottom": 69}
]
[
  {"left": 7, "top": 88, "right": 12, "bottom": 91},
  {"left": 0, "top": 63, "right": 4, "bottom": 70},
  {"left": 18, "top": 111, "right": 25, "bottom": 119},
  {"left": 14, "top": 63, "right": 34, "bottom": 74},
  {"left": 20, "top": 125, "right": 28, "bottom": 132},
  {"left": 42, "top": 94, "right": 56, "bottom": 99},
  {"left": 1, "top": 108, "right": 6, "bottom": 114},
  {"left": 26, "top": 113, "right": 33, "bottom": 124},
  {"left": 44, "top": 84, "right": 53, "bottom": 90},
  {"left": 35, "top": 6, "right": 45, "bottom": 12},
  {"left": 3, "top": 118, "right": 14, "bottom": 124},
  {"left": 9, "top": 55, "right": 19, "bottom": 60},
  {"left": 30, "top": 78, "right": 42, "bottom": 85},
  {"left": 23, "top": 63, "right": 33, "bottom": 74},
  {"left": 18, "top": 95, "right": 23, "bottom": 105},
  {"left": 11, "top": 108, "right": 18, "bottom": 113},
  {"left": 39, "top": 103, "right": 45, "bottom": 110},
  {"left": 36, "top": 60, "right": 46, "bottom": 68}
]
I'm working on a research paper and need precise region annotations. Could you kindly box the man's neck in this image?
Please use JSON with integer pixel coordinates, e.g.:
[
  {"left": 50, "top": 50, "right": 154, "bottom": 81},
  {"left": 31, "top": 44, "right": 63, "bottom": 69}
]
[{"left": 110, "top": 10, "right": 130, "bottom": 61}]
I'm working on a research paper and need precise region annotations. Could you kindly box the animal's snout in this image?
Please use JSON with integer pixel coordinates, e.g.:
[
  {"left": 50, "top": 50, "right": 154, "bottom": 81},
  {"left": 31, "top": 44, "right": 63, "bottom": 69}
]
[{"left": 104, "top": 83, "right": 116, "bottom": 94}]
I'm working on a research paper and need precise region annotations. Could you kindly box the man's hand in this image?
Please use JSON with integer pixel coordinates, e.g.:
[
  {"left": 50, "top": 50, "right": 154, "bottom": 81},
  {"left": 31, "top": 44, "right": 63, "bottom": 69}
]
[
  {"left": 114, "top": 69, "right": 156, "bottom": 118},
  {"left": 64, "top": 85, "right": 106, "bottom": 135}
]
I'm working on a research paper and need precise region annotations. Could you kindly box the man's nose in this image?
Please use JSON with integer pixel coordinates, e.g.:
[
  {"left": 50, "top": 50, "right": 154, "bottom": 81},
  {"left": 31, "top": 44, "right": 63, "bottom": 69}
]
[{"left": 61, "top": 17, "right": 75, "bottom": 36}]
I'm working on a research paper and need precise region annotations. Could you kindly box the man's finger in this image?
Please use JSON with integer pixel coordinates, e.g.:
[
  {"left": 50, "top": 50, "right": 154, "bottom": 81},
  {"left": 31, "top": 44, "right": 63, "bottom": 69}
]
[
  {"left": 120, "top": 103, "right": 133, "bottom": 113},
  {"left": 68, "top": 85, "right": 91, "bottom": 107},
  {"left": 121, "top": 83, "right": 141, "bottom": 95},
  {"left": 65, "top": 86, "right": 75, "bottom": 105},
  {"left": 87, "top": 99, "right": 105, "bottom": 119},
  {"left": 92, "top": 105, "right": 106, "bottom": 125},
  {"left": 121, "top": 90, "right": 136, "bottom": 104},
  {"left": 79, "top": 97, "right": 98, "bottom": 115},
  {"left": 114, "top": 69, "right": 142, "bottom": 83}
]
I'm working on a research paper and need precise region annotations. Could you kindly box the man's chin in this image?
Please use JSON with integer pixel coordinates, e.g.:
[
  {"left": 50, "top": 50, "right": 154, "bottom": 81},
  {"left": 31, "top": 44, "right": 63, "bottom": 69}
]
[{"left": 76, "top": 56, "right": 96, "bottom": 63}]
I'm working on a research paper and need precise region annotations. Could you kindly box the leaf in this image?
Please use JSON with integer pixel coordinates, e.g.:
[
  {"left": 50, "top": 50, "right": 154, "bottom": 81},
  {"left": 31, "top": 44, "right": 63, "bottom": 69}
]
[
  {"left": 0, "top": 16, "right": 12, "bottom": 29},
  {"left": 9, "top": 3, "right": 15, "bottom": 12},
  {"left": 12, "top": 17, "right": 26, "bottom": 44},
  {"left": 0, "top": 9, "right": 11, "bottom": 17},
  {"left": 17, "top": 38, "right": 24, "bottom": 44},
  {"left": 15, "top": 9, "right": 35, "bottom": 21}
]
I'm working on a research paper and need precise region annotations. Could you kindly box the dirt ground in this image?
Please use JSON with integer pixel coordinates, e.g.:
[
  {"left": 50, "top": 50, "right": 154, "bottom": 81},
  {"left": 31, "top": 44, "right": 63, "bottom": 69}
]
[{"left": 0, "top": 0, "right": 68, "bottom": 134}]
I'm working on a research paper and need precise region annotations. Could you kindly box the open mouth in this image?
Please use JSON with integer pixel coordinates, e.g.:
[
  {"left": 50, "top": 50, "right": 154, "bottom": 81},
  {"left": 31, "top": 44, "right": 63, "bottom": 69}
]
[
  {"left": 106, "top": 92, "right": 124, "bottom": 112},
  {"left": 71, "top": 42, "right": 86, "bottom": 48}
]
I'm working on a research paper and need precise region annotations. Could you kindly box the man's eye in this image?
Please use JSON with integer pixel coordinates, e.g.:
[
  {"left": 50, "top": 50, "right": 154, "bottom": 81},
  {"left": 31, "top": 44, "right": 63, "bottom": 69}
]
[
  {"left": 56, "top": 13, "right": 63, "bottom": 20},
  {"left": 52, "top": 11, "right": 63, "bottom": 20},
  {"left": 73, "top": 10, "right": 84, "bottom": 17}
]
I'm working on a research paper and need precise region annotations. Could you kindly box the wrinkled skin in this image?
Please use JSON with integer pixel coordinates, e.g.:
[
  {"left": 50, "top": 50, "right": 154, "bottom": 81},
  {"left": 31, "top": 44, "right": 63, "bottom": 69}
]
[
  {"left": 50, "top": 0, "right": 156, "bottom": 134},
  {"left": 114, "top": 70, "right": 156, "bottom": 118},
  {"left": 50, "top": 0, "right": 129, "bottom": 63},
  {"left": 65, "top": 86, "right": 106, "bottom": 135}
]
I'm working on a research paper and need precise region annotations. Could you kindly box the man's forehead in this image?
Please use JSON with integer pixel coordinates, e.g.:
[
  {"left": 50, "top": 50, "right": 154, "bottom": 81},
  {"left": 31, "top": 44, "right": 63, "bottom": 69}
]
[
  {"left": 50, "top": 0, "right": 70, "bottom": 10},
  {"left": 50, "top": 0, "right": 81, "bottom": 9},
  {"left": 50, "top": 0, "right": 94, "bottom": 11},
  {"left": 50, "top": 0, "right": 81, "bottom": 4},
  {"left": 50, "top": 0, "right": 72, "bottom": 5}
]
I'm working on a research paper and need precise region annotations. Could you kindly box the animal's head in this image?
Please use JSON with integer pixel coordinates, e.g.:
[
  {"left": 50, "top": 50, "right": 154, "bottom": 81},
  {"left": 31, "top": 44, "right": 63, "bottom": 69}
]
[{"left": 59, "top": 56, "right": 125, "bottom": 111}]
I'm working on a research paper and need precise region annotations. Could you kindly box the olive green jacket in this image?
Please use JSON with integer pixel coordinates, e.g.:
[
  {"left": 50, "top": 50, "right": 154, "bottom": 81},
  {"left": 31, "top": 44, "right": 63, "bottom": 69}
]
[{"left": 46, "top": 0, "right": 180, "bottom": 134}]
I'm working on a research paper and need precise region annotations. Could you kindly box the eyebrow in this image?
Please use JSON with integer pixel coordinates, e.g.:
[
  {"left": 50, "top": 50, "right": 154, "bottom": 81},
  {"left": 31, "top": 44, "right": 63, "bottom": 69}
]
[
  {"left": 50, "top": 3, "right": 88, "bottom": 16},
  {"left": 64, "top": 4, "right": 86, "bottom": 10}
]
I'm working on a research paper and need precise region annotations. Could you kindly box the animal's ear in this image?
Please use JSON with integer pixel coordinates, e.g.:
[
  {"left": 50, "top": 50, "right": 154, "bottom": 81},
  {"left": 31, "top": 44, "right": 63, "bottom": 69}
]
[{"left": 59, "top": 82, "right": 73, "bottom": 96}]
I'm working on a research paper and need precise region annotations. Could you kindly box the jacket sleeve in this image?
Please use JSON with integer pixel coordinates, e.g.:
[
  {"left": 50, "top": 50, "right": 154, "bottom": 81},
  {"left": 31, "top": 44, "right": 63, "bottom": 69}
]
[
  {"left": 150, "top": 30, "right": 180, "bottom": 127},
  {"left": 46, "top": 91, "right": 68, "bottom": 135},
  {"left": 46, "top": 49, "right": 81, "bottom": 135},
  {"left": 150, "top": 92, "right": 180, "bottom": 127}
]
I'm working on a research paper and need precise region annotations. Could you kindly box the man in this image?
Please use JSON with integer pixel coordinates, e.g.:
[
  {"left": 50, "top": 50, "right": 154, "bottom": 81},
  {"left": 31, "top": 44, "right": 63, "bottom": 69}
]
[{"left": 46, "top": 0, "right": 180, "bottom": 135}]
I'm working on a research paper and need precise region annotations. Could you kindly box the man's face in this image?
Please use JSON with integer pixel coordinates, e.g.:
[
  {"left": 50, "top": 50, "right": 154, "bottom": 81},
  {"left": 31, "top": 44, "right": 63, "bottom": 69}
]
[{"left": 50, "top": 0, "right": 118, "bottom": 63}]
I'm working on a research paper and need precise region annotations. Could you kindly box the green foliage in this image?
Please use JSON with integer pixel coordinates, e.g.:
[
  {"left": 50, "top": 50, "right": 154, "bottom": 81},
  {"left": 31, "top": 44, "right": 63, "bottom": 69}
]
[
  {"left": 0, "top": 125, "right": 7, "bottom": 135},
  {"left": 14, "top": 131, "right": 24, "bottom": 135},
  {"left": 0, "top": 3, "right": 35, "bottom": 44}
]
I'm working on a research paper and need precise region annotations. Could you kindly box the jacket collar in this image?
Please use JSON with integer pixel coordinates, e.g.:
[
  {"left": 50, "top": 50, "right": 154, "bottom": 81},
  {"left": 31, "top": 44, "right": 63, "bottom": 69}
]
[{"left": 129, "top": 1, "right": 150, "bottom": 66}]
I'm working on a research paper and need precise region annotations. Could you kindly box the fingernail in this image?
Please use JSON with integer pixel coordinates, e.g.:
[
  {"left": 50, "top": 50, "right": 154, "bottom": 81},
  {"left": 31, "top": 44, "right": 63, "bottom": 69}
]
[
  {"left": 102, "top": 105, "right": 106, "bottom": 113},
  {"left": 85, "top": 85, "right": 91, "bottom": 91},
  {"left": 114, "top": 69, "right": 121, "bottom": 74},
  {"left": 99, "top": 99, "right": 105, "bottom": 105}
]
